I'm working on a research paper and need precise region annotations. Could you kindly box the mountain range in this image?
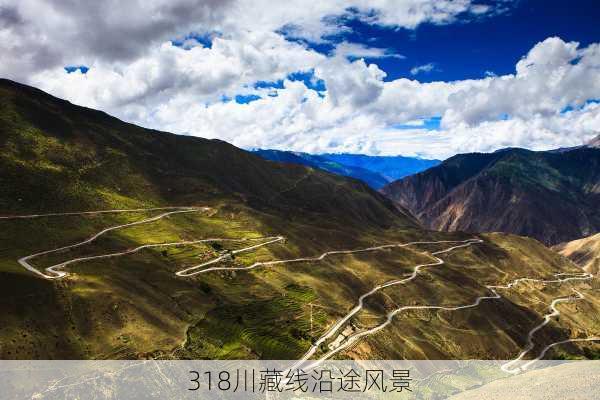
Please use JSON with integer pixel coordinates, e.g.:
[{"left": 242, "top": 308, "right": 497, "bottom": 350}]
[
  {"left": 253, "top": 149, "right": 439, "bottom": 189},
  {"left": 382, "top": 146, "right": 600, "bottom": 245},
  {"left": 1, "top": 79, "right": 598, "bottom": 363},
  {"left": 252, "top": 149, "right": 389, "bottom": 189}
]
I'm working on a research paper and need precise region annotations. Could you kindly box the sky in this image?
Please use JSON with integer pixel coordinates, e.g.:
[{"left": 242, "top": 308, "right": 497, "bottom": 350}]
[{"left": 1, "top": 0, "right": 599, "bottom": 159}]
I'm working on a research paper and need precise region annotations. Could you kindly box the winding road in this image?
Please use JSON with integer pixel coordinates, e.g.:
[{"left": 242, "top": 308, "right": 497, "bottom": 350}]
[
  {"left": 0, "top": 206, "right": 201, "bottom": 219},
  {"left": 175, "top": 236, "right": 285, "bottom": 276},
  {"left": 292, "top": 239, "right": 483, "bottom": 369},
  {"left": 177, "top": 239, "right": 485, "bottom": 276},
  {"left": 298, "top": 270, "right": 596, "bottom": 372},
  {"left": 500, "top": 288, "right": 598, "bottom": 374},
  {"left": 5, "top": 207, "right": 598, "bottom": 371},
  {"left": 13, "top": 207, "right": 209, "bottom": 279}
]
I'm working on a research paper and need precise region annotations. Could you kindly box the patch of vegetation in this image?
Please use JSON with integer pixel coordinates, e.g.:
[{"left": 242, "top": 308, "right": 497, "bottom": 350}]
[
  {"left": 1, "top": 79, "right": 598, "bottom": 364},
  {"left": 183, "top": 284, "right": 318, "bottom": 359}
]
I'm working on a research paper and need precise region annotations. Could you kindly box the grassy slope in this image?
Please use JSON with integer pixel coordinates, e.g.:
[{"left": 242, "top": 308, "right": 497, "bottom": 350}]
[
  {"left": 0, "top": 79, "right": 407, "bottom": 228},
  {"left": 0, "top": 78, "right": 415, "bottom": 359},
  {"left": 1, "top": 79, "right": 598, "bottom": 361},
  {"left": 349, "top": 233, "right": 600, "bottom": 360}
]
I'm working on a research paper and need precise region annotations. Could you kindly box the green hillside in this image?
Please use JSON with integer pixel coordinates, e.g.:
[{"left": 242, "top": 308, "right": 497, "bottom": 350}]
[
  {"left": 1, "top": 79, "right": 598, "bottom": 363},
  {"left": 0, "top": 79, "right": 411, "bottom": 228}
]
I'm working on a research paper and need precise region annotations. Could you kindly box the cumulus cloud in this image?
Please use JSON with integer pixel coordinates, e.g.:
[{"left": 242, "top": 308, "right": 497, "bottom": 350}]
[
  {"left": 0, "top": 0, "right": 496, "bottom": 79},
  {"left": 439, "top": 37, "right": 600, "bottom": 128},
  {"left": 30, "top": 31, "right": 324, "bottom": 115},
  {"left": 1, "top": 1, "right": 599, "bottom": 159},
  {"left": 0, "top": 0, "right": 234, "bottom": 80}
]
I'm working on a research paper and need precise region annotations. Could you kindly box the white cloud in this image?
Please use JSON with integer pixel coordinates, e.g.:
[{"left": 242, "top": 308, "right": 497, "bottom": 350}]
[
  {"left": 30, "top": 31, "right": 324, "bottom": 115},
  {"left": 1, "top": 1, "right": 599, "bottom": 160},
  {"left": 345, "top": 0, "right": 492, "bottom": 29},
  {"left": 334, "top": 42, "right": 405, "bottom": 60},
  {"left": 400, "top": 119, "right": 426, "bottom": 127},
  {"left": 410, "top": 63, "right": 436, "bottom": 75},
  {"left": 0, "top": 0, "right": 495, "bottom": 79},
  {"left": 438, "top": 37, "right": 600, "bottom": 128}
]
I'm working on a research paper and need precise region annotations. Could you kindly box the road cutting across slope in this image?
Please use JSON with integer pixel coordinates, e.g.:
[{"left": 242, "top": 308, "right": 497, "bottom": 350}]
[
  {"left": 500, "top": 288, "right": 599, "bottom": 374},
  {"left": 13, "top": 207, "right": 209, "bottom": 279},
  {"left": 7, "top": 208, "right": 597, "bottom": 370},
  {"left": 300, "top": 270, "right": 595, "bottom": 371},
  {"left": 0, "top": 207, "right": 200, "bottom": 219},
  {"left": 291, "top": 239, "right": 483, "bottom": 368},
  {"left": 176, "top": 238, "right": 483, "bottom": 276}
]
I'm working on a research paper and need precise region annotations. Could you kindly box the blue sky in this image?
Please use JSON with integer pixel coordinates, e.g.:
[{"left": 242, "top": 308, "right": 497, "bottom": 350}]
[
  {"left": 4, "top": 0, "right": 599, "bottom": 159},
  {"left": 292, "top": 0, "right": 600, "bottom": 83}
]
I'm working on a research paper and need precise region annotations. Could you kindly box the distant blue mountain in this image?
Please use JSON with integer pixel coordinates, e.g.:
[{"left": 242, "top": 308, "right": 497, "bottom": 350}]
[
  {"left": 252, "top": 150, "right": 389, "bottom": 189},
  {"left": 252, "top": 149, "right": 440, "bottom": 189},
  {"left": 321, "top": 153, "right": 441, "bottom": 183}
]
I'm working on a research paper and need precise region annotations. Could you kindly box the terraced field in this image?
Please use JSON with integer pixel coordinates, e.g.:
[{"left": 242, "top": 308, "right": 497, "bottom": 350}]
[{"left": 2, "top": 206, "right": 599, "bottom": 365}]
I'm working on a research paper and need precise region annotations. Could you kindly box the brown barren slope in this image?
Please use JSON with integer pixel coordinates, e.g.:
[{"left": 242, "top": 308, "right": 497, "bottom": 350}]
[
  {"left": 555, "top": 233, "right": 600, "bottom": 275},
  {"left": 382, "top": 148, "right": 600, "bottom": 245}
]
